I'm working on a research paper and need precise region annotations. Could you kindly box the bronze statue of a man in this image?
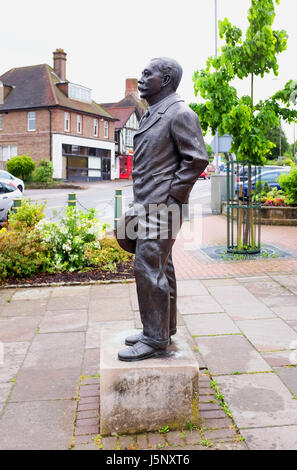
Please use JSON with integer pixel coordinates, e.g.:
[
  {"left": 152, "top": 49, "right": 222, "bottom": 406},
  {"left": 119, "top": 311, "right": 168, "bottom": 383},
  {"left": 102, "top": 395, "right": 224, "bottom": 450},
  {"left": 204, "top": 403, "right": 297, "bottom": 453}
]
[{"left": 117, "top": 57, "right": 208, "bottom": 361}]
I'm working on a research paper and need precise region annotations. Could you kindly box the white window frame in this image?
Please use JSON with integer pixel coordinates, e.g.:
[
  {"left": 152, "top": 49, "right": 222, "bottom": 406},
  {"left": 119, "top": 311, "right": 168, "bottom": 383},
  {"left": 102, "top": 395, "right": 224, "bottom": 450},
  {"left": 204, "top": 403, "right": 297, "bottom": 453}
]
[
  {"left": 104, "top": 121, "right": 109, "bottom": 138},
  {"left": 65, "top": 112, "right": 70, "bottom": 132},
  {"left": 27, "top": 111, "right": 36, "bottom": 131},
  {"left": 0, "top": 145, "right": 17, "bottom": 162},
  {"left": 0, "top": 114, "right": 2, "bottom": 131},
  {"left": 94, "top": 119, "right": 98, "bottom": 137},
  {"left": 77, "top": 115, "right": 82, "bottom": 134}
]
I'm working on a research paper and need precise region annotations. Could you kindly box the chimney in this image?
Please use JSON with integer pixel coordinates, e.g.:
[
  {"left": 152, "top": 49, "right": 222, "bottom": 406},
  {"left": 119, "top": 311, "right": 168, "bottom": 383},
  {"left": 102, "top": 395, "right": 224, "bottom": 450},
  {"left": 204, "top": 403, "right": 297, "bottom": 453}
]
[
  {"left": 125, "top": 78, "right": 138, "bottom": 99},
  {"left": 53, "top": 49, "right": 67, "bottom": 81}
]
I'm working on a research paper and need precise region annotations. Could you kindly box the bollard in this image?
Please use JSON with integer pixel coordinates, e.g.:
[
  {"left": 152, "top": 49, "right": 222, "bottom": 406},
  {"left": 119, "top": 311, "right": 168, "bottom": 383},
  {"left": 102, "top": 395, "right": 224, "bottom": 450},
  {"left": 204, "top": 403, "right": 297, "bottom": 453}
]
[
  {"left": 12, "top": 198, "right": 22, "bottom": 214},
  {"left": 114, "top": 189, "right": 122, "bottom": 230},
  {"left": 183, "top": 202, "right": 190, "bottom": 222},
  {"left": 68, "top": 193, "right": 76, "bottom": 208}
]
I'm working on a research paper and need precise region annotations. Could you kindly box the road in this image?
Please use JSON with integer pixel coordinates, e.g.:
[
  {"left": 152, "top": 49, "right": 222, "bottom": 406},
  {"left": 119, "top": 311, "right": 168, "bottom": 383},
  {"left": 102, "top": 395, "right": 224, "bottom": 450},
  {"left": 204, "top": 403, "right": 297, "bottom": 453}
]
[{"left": 24, "top": 178, "right": 211, "bottom": 226}]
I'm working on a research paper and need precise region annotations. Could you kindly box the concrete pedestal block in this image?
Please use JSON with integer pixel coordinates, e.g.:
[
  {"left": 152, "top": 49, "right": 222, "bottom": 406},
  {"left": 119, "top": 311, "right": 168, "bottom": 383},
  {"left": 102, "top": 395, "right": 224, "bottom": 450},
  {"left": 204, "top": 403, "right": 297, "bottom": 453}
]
[{"left": 100, "top": 328, "right": 199, "bottom": 436}]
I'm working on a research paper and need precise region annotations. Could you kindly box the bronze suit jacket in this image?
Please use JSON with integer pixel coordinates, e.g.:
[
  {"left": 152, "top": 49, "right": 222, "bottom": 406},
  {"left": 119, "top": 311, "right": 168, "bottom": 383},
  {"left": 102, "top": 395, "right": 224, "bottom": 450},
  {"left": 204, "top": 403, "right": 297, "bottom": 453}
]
[{"left": 132, "top": 92, "right": 209, "bottom": 208}]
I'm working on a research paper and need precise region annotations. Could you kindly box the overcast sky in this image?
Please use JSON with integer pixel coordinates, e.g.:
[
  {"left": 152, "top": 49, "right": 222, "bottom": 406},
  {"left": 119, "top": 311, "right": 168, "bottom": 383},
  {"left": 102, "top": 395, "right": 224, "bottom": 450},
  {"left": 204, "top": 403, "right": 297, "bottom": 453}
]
[{"left": 1, "top": 0, "right": 297, "bottom": 143}]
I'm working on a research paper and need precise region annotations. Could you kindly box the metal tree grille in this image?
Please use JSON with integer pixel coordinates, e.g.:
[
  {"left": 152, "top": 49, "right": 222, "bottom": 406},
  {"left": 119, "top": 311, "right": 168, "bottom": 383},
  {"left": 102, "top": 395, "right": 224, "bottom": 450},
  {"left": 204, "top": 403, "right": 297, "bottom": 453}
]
[{"left": 226, "top": 158, "right": 262, "bottom": 254}]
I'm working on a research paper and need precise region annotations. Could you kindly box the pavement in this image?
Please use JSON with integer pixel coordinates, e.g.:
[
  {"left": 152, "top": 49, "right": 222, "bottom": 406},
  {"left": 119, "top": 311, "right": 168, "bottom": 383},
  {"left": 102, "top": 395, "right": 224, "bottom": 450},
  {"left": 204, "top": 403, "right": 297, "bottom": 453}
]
[{"left": 0, "top": 213, "right": 297, "bottom": 450}]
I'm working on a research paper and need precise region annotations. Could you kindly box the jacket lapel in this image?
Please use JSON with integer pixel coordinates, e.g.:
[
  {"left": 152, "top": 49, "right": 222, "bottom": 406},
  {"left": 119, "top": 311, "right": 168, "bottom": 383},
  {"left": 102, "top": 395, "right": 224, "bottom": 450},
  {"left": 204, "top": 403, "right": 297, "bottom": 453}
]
[{"left": 134, "top": 93, "right": 184, "bottom": 137}]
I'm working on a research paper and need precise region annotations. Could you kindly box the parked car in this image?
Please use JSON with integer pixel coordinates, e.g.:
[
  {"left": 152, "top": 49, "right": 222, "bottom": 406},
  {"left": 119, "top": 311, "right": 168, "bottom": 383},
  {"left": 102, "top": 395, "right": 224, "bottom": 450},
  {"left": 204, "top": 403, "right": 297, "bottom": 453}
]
[
  {"left": 0, "top": 181, "right": 23, "bottom": 224},
  {"left": 236, "top": 168, "right": 291, "bottom": 197},
  {"left": 236, "top": 165, "right": 289, "bottom": 182},
  {"left": 0, "top": 170, "right": 25, "bottom": 192}
]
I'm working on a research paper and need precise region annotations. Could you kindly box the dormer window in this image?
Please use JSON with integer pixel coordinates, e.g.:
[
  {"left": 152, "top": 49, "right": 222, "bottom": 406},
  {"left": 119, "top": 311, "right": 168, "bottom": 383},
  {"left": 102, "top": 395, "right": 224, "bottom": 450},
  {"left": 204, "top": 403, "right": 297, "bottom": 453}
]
[{"left": 69, "top": 83, "right": 92, "bottom": 103}]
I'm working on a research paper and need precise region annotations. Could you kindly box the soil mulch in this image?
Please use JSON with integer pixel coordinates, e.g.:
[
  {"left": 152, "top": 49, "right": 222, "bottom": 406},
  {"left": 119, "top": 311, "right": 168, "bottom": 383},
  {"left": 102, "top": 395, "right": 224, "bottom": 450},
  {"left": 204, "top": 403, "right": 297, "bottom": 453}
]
[{"left": 0, "top": 261, "right": 135, "bottom": 288}]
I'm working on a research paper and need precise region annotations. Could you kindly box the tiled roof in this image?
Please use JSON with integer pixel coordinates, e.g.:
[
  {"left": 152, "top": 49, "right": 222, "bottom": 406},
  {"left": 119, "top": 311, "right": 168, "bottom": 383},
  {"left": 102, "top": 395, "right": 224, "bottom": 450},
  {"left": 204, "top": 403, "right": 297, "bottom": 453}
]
[
  {"left": 102, "top": 93, "right": 147, "bottom": 128},
  {"left": 0, "top": 64, "right": 115, "bottom": 120},
  {"left": 104, "top": 106, "right": 135, "bottom": 129}
]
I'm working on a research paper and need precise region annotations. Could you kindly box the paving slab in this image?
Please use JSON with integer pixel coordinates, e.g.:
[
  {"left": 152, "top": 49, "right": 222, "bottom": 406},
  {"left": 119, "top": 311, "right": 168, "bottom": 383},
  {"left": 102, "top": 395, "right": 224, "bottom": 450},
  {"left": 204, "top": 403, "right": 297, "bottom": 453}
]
[
  {"left": 201, "top": 278, "right": 240, "bottom": 287},
  {"left": 274, "top": 367, "right": 297, "bottom": 396},
  {"left": 0, "top": 383, "right": 12, "bottom": 402},
  {"left": 207, "top": 285, "right": 257, "bottom": 306},
  {"left": 261, "top": 350, "right": 297, "bottom": 367},
  {"left": 85, "top": 321, "right": 134, "bottom": 349},
  {"left": 241, "top": 425, "right": 297, "bottom": 450},
  {"left": 47, "top": 294, "right": 89, "bottom": 311},
  {"left": 88, "top": 297, "right": 133, "bottom": 322},
  {"left": 260, "top": 295, "right": 297, "bottom": 309},
  {"left": 12, "top": 287, "right": 52, "bottom": 301},
  {"left": 9, "top": 332, "right": 84, "bottom": 401},
  {"left": 39, "top": 310, "right": 88, "bottom": 333},
  {"left": 177, "top": 280, "right": 209, "bottom": 296},
  {"left": 81, "top": 348, "right": 100, "bottom": 376},
  {"left": 0, "top": 400, "right": 76, "bottom": 450},
  {"left": 0, "top": 342, "right": 30, "bottom": 383},
  {"left": 195, "top": 335, "right": 271, "bottom": 375},
  {"left": 287, "top": 320, "right": 297, "bottom": 332},
  {"left": 0, "top": 299, "right": 48, "bottom": 317},
  {"left": 236, "top": 318, "right": 297, "bottom": 351},
  {"left": 90, "top": 283, "right": 130, "bottom": 299},
  {"left": 184, "top": 313, "right": 240, "bottom": 336},
  {"left": 216, "top": 373, "right": 297, "bottom": 428},
  {"left": 271, "top": 306, "right": 297, "bottom": 321},
  {"left": 224, "top": 303, "right": 275, "bottom": 321},
  {"left": 270, "top": 275, "right": 297, "bottom": 295},
  {"left": 0, "top": 316, "right": 41, "bottom": 342},
  {"left": 177, "top": 296, "right": 224, "bottom": 315},
  {"left": 0, "top": 289, "right": 16, "bottom": 305},
  {"left": 242, "top": 280, "right": 293, "bottom": 298},
  {"left": 50, "top": 285, "right": 90, "bottom": 297}
]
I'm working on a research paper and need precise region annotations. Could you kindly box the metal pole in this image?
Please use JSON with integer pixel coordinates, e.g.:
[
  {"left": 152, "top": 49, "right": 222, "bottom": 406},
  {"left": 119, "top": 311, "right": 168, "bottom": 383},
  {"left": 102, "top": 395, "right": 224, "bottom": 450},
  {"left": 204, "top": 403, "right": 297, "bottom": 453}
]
[
  {"left": 214, "top": 0, "right": 219, "bottom": 175},
  {"left": 114, "top": 189, "right": 122, "bottom": 230}
]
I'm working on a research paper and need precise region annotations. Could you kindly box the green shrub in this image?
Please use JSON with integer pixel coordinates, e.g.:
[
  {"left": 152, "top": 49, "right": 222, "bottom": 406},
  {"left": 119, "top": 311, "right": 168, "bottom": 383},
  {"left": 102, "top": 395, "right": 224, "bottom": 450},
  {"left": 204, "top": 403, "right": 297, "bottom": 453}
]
[
  {"left": 36, "top": 207, "right": 108, "bottom": 272},
  {"left": 33, "top": 159, "right": 53, "bottom": 184},
  {"left": 0, "top": 227, "right": 47, "bottom": 281},
  {"left": 6, "top": 155, "right": 35, "bottom": 181},
  {"left": 278, "top": 167, "right": 297, "bottom": 205},
  {"left": 280, "top": 157, "right": 294, "bottom": 167},
  {"left": 85, "top": 237, "right": 133, "bottom": 270},
  {"left": 8, "top": 198, "right": 46, "bottom": 231}
]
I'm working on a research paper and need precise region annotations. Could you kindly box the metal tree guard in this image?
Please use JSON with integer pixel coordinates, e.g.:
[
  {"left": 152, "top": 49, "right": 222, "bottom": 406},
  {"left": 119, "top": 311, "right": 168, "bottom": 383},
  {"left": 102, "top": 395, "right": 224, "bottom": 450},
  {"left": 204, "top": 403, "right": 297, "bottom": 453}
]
[{"left": 226, "top": 157, "right": 262, "bottom": 254}]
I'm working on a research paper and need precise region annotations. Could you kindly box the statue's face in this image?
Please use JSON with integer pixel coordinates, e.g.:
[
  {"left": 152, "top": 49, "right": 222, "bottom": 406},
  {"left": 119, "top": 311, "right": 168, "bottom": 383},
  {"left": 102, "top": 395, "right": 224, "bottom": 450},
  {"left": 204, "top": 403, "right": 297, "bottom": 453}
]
[{"left": 138, "top": 61, "right": 164, "bottom": 100}]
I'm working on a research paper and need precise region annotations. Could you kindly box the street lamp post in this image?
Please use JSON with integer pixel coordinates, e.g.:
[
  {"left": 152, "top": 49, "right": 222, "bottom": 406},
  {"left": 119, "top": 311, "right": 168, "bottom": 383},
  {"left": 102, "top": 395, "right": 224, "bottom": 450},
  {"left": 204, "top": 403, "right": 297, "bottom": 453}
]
[{"left": 214, "top": 0, "right": 219, "bottom": 175}]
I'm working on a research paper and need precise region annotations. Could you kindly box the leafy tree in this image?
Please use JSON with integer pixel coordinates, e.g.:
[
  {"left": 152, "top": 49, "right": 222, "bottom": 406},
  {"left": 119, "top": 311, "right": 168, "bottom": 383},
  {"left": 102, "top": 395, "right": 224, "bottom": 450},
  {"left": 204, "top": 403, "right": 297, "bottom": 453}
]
[
  {"left": 191, "top": 0, "right": 297, "bottom": 166},
  {"left": 6, "top": 155, "right": 35, "bottom": 181},
  {"left": 190, "top": 0, "right": 297, "bottom": 251},
  {"left": 206, "top": 143, "right": 213, "bottom": 157},
  {"left": 265, "top": 125, "right": 289, "bottom": 159}
]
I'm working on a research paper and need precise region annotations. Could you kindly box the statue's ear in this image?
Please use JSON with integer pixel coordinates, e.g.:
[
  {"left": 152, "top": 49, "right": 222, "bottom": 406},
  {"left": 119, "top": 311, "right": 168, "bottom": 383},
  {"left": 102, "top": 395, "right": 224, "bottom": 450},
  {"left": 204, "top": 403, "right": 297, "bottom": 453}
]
[{"left": 162, "top": 74, "right": 171, "bottom": 88}]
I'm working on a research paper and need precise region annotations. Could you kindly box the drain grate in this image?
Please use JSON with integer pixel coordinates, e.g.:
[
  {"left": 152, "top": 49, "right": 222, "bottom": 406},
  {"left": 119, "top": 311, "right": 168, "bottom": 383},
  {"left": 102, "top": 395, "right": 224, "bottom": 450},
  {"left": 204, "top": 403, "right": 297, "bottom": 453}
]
[{"left": 199, "top": 244, "right": 296, "bottom": 262}]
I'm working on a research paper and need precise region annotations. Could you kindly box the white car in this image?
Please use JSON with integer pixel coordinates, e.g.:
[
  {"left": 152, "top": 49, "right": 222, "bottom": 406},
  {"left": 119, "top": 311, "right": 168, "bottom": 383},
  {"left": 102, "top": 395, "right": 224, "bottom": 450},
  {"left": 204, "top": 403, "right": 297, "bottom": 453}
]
[
  {"left": 0, "top": 170, "right": 25, "bottom": 192},
  {"left": 0, "top": 180, "right": 22, "bottom": 223}
]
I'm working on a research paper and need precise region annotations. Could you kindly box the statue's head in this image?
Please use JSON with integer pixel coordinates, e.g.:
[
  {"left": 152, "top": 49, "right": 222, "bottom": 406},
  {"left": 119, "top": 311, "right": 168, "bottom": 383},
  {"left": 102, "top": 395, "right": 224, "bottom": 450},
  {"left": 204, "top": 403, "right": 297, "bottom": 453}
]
[{"left": 138, "top": 57, "right": 183, "bottom": 104}]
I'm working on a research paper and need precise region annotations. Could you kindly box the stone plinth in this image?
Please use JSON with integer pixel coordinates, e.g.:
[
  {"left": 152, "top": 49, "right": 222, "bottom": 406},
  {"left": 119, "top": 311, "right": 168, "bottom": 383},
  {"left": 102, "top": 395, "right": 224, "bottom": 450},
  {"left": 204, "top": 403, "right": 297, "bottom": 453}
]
[{"left": 99, "top": 328, "right": 199, "bottom": 436}]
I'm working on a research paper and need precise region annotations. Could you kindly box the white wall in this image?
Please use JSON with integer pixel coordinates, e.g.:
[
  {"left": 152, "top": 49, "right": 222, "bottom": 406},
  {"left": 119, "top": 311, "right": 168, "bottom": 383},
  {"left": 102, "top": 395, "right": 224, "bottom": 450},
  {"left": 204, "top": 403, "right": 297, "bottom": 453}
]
[{"left": 52, "top": 134, "right": 116, "bottom": 179}]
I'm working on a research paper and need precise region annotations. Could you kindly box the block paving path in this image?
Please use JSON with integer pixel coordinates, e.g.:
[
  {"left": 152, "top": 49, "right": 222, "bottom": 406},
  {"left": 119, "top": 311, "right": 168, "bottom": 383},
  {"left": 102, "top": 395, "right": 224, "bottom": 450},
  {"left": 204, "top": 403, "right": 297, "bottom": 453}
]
[{"left": 0, "top": 270, "right": 297, "bottom": 450}]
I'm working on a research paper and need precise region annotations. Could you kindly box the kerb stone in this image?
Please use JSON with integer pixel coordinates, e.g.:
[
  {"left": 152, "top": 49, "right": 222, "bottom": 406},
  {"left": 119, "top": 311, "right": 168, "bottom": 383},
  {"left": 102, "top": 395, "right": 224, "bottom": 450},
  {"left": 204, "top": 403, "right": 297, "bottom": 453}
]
[{"left": 100, "top": 329, "right": 199, "bottom": 436}]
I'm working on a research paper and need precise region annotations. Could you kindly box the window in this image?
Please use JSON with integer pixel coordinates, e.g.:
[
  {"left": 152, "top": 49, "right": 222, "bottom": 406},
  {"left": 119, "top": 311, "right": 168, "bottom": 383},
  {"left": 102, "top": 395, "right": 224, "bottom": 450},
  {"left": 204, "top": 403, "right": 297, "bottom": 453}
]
[
  {"left": 0, "top": 114, "right": 2, "bottom": 130},
  {"left": 65, "top": 112, "right": 70, "bottom": 132},
  {"left": 68, "top": 83, "right": 92, "bottom": 103},
  {"left": 125, "top": 129, "right": 135, "bottom": 147},
  {"left": 0, "top": 145, "right": 17, "bottom": 162},
  {"left": 94, "top": 119, "right": 98, "bottom": 137},
  {"left": 77, "top": 115, "right": 82, "bottom": 134},
  {"left": 27, "top": 111, "right": 36, "bottom": 131},
  {"left": 104, "top": 121, "right": 109, "bottom": 138}
]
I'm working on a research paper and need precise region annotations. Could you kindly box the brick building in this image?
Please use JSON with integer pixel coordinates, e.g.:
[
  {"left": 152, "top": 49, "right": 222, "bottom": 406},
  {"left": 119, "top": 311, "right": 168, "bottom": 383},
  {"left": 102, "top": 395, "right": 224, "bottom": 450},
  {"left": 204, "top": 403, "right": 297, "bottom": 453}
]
[
  {"left": 0, "top": 49, "right": 118, "bottom": 181},
  {"left": 102, "top": 79, "right": 147, "bottom": 179}
]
